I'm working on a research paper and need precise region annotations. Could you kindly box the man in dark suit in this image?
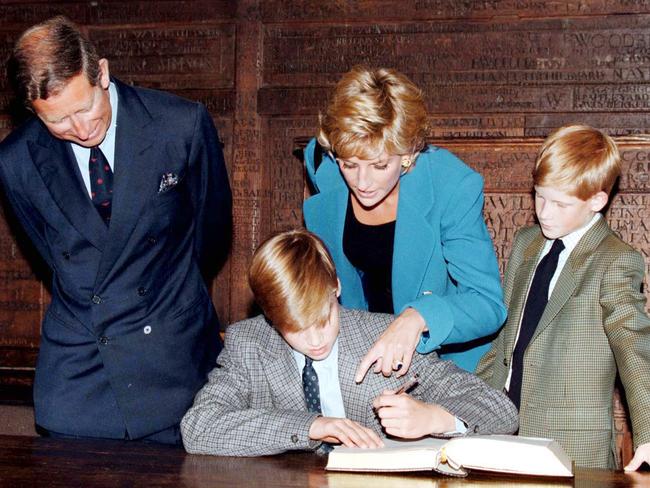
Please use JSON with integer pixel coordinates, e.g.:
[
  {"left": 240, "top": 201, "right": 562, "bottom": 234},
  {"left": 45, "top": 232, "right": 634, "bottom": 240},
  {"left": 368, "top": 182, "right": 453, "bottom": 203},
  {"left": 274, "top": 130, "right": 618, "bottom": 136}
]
[{"left": 0, "top": 16, "right": 231, "bottom": 444}]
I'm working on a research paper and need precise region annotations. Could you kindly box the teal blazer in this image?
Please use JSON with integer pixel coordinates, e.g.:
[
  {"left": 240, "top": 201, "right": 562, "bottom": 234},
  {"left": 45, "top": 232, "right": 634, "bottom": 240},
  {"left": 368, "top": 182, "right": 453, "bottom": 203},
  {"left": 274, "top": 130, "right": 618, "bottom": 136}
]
[{"left": 303, "top": 139, "right": 506, "bottom": 371}]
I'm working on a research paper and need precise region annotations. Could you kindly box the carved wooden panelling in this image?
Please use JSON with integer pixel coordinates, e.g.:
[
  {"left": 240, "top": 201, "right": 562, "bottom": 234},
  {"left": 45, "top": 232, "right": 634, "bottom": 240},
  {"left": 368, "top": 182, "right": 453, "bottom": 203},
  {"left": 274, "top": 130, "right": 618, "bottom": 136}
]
[
  {"left": 0, "top": 1, "right": 235, "bottom": 27},
  {"left": 444, "top": 139, "right": 650, "bottom": 193},
  {"left": 89, "top": 25, "right": 236, "bottom": 90},
  {"left": 259, "top": 1, "right": 650, "bottom": 22}
]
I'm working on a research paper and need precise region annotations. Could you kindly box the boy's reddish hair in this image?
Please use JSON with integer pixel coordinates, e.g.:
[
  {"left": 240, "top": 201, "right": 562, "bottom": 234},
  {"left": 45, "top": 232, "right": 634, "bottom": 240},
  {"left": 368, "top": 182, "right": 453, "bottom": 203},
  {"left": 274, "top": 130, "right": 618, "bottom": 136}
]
[{"left": 533, "top": 124, "right": 620, "bottom": 200}]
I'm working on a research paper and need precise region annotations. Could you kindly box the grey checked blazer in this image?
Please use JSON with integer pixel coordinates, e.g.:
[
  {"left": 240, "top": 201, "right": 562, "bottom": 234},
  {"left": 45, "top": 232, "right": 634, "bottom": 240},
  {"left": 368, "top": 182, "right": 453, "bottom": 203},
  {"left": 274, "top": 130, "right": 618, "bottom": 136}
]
[
  {"left": 181, "top": 307, "right": 518, "bottom": 456},
  {"left": 477, "top": 218, "right": 650, "bottom": 469}
]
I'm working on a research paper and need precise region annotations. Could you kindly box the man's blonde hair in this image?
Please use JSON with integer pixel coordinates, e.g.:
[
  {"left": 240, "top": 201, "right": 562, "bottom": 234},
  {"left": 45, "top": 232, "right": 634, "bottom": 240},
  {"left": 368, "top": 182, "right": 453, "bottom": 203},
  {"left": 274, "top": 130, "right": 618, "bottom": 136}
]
[
  {"left": 533, "top": 124, "right": 620, "bottom": 200},
  {"left": 318, "top": 66, "right": 428, "bottom": 160},
  {"left": 249, "top": 229, "right": 338, "bottom": 333}
]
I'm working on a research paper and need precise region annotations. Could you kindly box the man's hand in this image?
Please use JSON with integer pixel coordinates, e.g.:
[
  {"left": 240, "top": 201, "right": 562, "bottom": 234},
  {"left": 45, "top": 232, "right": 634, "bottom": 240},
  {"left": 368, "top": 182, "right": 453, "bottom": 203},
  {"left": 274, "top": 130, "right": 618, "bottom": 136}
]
[
  {"left": 309, "top": 417, "right": 384, "bottom": 448},
  {"left": 355, "top": 307, "right": 426, "bottom": 383},
  {"left": 373, "top": 390, "right": 455, "bottom": 438},
  {"left": 624, "top": 442, "right": 650, "bottom": 471}
]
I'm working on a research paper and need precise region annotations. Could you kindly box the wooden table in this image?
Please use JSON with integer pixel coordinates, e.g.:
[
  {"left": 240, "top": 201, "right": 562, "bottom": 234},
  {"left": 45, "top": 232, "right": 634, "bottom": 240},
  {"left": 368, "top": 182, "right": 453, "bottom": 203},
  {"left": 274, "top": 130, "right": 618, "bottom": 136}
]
[{"left": 0, "top": 435, "right": 648, "bottom": 487}]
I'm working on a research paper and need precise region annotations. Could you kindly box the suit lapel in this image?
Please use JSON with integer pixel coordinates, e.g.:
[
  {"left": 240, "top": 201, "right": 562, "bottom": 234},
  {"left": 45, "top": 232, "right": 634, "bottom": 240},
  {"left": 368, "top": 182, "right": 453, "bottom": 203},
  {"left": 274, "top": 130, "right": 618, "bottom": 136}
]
[
  {"left": 531, "top": 267, "right": 576, "bottom": 343},
  {"left": 392, "top": 158, "right": 436, "bottom": 308},
  {"left": 336, "top": 309, "right": 404, "bottom": 422},
  {"left": 261, "top": 330, "right": 308, "bottom": 411},
  {"left": 531, "top": 217, "right": 610, "bottom": 343},
  {"left": 95, "top": 80, "right": 158, "bottom": 287},
  {"left": 504, "top": 232, "right": 545, "bottom": 359},
  {"left": 337, "top": 310, "right": 370, "bottom": 419},
  {"left": 29, "top": 128, "right": 107, "bottom": 250}
]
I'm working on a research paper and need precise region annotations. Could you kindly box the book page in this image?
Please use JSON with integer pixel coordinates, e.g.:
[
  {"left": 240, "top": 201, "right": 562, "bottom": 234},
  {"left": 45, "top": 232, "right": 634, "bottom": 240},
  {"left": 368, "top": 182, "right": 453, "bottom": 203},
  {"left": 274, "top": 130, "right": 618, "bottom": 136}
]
[
  {"left": 326, "top": 437, "right": 447, "bottom": 472},
  {"left": 326, "top": 435, "right": 573, "bottom": 478},
  {"left": 443, "top": 435, "right": 573, "bottom": 477}
]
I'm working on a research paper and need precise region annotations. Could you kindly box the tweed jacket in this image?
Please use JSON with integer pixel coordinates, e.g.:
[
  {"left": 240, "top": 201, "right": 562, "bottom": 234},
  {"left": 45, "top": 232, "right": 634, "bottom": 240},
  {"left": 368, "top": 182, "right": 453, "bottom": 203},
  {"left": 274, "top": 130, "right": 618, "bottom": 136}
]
[
  {"left": 476, "top": 218, "right": 650, "bottom": 468},
  {"left": 303, "top": 139, "right": 506, "bottom": 372},
  {"left": 181, "top": 307, "right": 518, "bottom": 456}
]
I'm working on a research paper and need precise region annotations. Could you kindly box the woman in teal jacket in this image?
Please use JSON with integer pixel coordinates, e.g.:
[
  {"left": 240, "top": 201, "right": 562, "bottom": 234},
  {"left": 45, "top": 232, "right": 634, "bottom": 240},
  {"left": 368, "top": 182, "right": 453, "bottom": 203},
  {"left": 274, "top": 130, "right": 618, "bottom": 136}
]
[{"left": 303, "top": 66, "right": 506, "bottom": 376}]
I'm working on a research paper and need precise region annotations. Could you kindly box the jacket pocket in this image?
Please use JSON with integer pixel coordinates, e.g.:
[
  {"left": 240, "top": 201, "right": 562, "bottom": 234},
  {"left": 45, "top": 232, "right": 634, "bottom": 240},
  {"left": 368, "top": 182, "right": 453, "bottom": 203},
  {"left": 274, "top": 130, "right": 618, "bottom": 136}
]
[{"left": 545, "top": 406, "right": 611, "bottom": 431}]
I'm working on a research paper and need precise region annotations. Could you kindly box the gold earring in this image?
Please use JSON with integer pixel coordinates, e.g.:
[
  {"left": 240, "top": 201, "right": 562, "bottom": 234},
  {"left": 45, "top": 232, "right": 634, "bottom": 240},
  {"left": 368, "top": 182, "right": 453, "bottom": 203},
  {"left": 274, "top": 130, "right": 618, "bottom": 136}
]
[{"left": 401, "top": 156, "right": 413, "bottom": 171}]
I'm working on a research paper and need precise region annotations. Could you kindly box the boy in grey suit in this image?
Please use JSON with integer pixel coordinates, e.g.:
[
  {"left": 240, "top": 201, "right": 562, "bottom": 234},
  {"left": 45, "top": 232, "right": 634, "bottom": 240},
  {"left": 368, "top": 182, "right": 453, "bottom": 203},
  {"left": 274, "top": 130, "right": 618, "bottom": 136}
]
[{"left": 181, "top": 229, "right": 517, "bottom": 456}]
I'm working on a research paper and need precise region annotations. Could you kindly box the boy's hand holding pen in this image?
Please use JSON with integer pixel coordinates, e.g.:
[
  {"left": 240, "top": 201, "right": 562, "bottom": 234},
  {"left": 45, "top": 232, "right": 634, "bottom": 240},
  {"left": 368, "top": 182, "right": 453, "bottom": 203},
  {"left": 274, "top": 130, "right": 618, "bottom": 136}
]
[{"left": 373, "top": 373, "right": 457, "bottom": 437}]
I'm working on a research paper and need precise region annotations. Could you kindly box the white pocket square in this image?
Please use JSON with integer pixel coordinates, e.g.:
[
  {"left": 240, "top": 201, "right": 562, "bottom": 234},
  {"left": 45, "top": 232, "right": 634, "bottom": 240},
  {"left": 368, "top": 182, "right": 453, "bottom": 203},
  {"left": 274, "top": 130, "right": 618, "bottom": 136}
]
[{"left": 158, "top": 172, "right": 179, "bottom": 193}]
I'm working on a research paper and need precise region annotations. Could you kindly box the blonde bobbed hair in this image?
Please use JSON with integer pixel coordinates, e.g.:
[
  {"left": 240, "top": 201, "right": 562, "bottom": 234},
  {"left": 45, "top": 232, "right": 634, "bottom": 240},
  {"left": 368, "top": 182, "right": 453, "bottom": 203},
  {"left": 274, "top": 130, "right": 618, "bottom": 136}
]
[{"left": 318, "top": 66, "right": 428, "bottom": 160}]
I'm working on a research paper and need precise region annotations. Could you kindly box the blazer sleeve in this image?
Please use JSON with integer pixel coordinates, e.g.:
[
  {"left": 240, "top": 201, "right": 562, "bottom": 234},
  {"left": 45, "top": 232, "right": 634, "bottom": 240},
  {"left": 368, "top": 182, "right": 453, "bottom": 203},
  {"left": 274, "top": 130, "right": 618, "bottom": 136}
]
[
  {"left": 186, "top": 104, "right": 232, "bottom": 274},
  {"left": 180, "top": 332, "right": 321, "bottom": 456},
  {"left": 411, "top": 169, "right": 507, "bottom": 353},
  {"left": 412, "top": 352, "right": 518, "bottom": 436},
  {"left": 0, "top": 153, "right": 53, "bottom": 268},
  {"left": 601, "top": 248, "right": 650, "bottom": 448}
]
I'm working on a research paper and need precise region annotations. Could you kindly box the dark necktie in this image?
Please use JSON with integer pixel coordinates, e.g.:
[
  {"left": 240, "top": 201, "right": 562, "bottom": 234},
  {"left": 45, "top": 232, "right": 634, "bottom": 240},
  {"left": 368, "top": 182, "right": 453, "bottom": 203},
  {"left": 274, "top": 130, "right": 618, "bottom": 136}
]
[
  {"left": 89, "top": 146, "right": 114, "bottom": 226},
  {"left": 302, "top": 357, "right": 323, "bottom": 414},
  {"left": 302, "top": 357, "right": 334, "bottom": 453},
  {"left": 508, "top": 239, "right": 565, "bottom": 409}
]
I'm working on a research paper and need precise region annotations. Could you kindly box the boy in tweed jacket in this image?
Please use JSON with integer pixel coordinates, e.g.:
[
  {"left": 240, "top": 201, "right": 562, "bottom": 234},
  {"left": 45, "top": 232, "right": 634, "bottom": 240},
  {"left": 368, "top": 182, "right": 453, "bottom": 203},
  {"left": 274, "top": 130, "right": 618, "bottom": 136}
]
[
  {"left": 477, "top": 125, "right": 650, "bottom": 470},
  {"left": 181, "top": 229, "right": 517, "bottom": 456}
]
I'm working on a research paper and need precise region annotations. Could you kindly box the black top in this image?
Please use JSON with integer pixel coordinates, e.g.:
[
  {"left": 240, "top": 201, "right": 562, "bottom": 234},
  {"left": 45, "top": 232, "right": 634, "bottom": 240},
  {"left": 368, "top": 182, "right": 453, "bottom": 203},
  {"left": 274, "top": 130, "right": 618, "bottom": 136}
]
[{"left": 343, "top": 196, "right": 396, "bottom": 314}]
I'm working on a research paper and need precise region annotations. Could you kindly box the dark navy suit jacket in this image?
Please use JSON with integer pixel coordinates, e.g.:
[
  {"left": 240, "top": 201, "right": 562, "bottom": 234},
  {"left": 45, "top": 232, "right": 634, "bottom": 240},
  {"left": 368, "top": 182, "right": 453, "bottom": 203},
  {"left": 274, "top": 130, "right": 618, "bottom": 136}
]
[{"left": 0, "top": 79, "right": 231, "bottom": 439}]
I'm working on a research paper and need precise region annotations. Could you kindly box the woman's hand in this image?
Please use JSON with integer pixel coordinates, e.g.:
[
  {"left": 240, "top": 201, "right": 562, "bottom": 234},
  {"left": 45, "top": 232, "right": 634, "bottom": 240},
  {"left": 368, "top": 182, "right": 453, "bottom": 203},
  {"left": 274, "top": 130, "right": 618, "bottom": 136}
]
[
  {"left": 373, "top": 390, "right": 456, "bottom": 438},
  {"left": 355, "top": 307, "right": 426, "bottom": 382}
]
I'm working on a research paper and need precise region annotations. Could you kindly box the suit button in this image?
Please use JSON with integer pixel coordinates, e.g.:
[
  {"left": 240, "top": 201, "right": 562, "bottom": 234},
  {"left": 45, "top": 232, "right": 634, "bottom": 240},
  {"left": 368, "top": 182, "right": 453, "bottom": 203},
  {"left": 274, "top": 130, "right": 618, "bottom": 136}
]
[
  {"left": 92, "top": 295, "right": 102, "bottom": 304},
  {"left": 502, "top": 358, "right": 507, "bottom": 366},
  {"left": 62, "top": 251, "right": 70, "bottom": 260},
  {"left": 291, "top": 434, "right": 299, "bottom": 444},
  {"left": 137, "top": 287, "right": 147, "bottom": 296},
  {"left": 99, "top": 336, "right": 109, "bottom": 345},
  {"left": 147, "top": 236, "right": 157, "bottom": 245},
  {"left": 143, "top": 325, "right": 152, "bottom": 335},
  {"left": 473, "top": 425, "right": 480, "bottom": 433}
]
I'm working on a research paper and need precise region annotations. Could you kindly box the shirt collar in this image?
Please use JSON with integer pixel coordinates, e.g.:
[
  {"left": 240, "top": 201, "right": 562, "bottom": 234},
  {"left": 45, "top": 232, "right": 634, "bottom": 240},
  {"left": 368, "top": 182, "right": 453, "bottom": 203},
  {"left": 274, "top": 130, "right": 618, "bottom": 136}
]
[
  {"left": 99, "top": 81, "right": 118, "bottom": 155},
  {"left": 543, "top": 212, "right": 601, "bottom": 255},
  {"left": 292, "top": 337, "right": 339, "bottom": 372}
]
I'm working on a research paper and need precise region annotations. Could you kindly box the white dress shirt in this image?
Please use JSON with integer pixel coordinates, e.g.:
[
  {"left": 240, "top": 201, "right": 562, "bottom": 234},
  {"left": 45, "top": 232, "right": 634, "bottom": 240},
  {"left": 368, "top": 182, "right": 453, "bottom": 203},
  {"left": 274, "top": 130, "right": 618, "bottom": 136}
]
[
  {"left": 70, "top": 82, "right": 118, "bottom": 196},
  {"left": 293, "top": 339, "right": 347, "bottom": 418},
  {"left": 505, "top": 213, "right": 602, "bottom": 390}
]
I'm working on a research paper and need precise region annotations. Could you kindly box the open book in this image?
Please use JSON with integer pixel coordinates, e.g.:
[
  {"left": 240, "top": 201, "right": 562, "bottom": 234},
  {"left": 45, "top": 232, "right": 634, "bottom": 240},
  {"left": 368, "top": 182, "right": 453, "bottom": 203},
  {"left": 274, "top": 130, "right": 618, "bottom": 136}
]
[{"left": 325, "top": 435, "right": 574, "bottom": 478}]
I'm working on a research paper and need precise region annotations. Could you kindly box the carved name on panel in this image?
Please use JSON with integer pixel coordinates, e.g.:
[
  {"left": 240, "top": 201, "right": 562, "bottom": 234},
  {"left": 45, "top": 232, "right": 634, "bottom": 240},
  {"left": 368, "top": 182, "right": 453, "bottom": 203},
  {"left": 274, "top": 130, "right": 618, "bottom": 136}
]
[
  {"left": 442, "top": 140, "right": 650, "bottom": 192},
  {"left": 260, "top": 0, "right": 650, "bottom": 22},
  {"left": 89, "top": 25, "right": 235, "bottom": 89}
]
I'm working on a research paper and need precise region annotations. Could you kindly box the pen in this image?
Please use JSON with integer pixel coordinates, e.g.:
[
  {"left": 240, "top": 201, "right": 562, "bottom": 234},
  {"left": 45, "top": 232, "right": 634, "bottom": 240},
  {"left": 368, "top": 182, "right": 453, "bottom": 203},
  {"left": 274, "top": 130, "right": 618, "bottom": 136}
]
[{"left": 394, "top": 373, "right": 420, "bottom": 394}]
